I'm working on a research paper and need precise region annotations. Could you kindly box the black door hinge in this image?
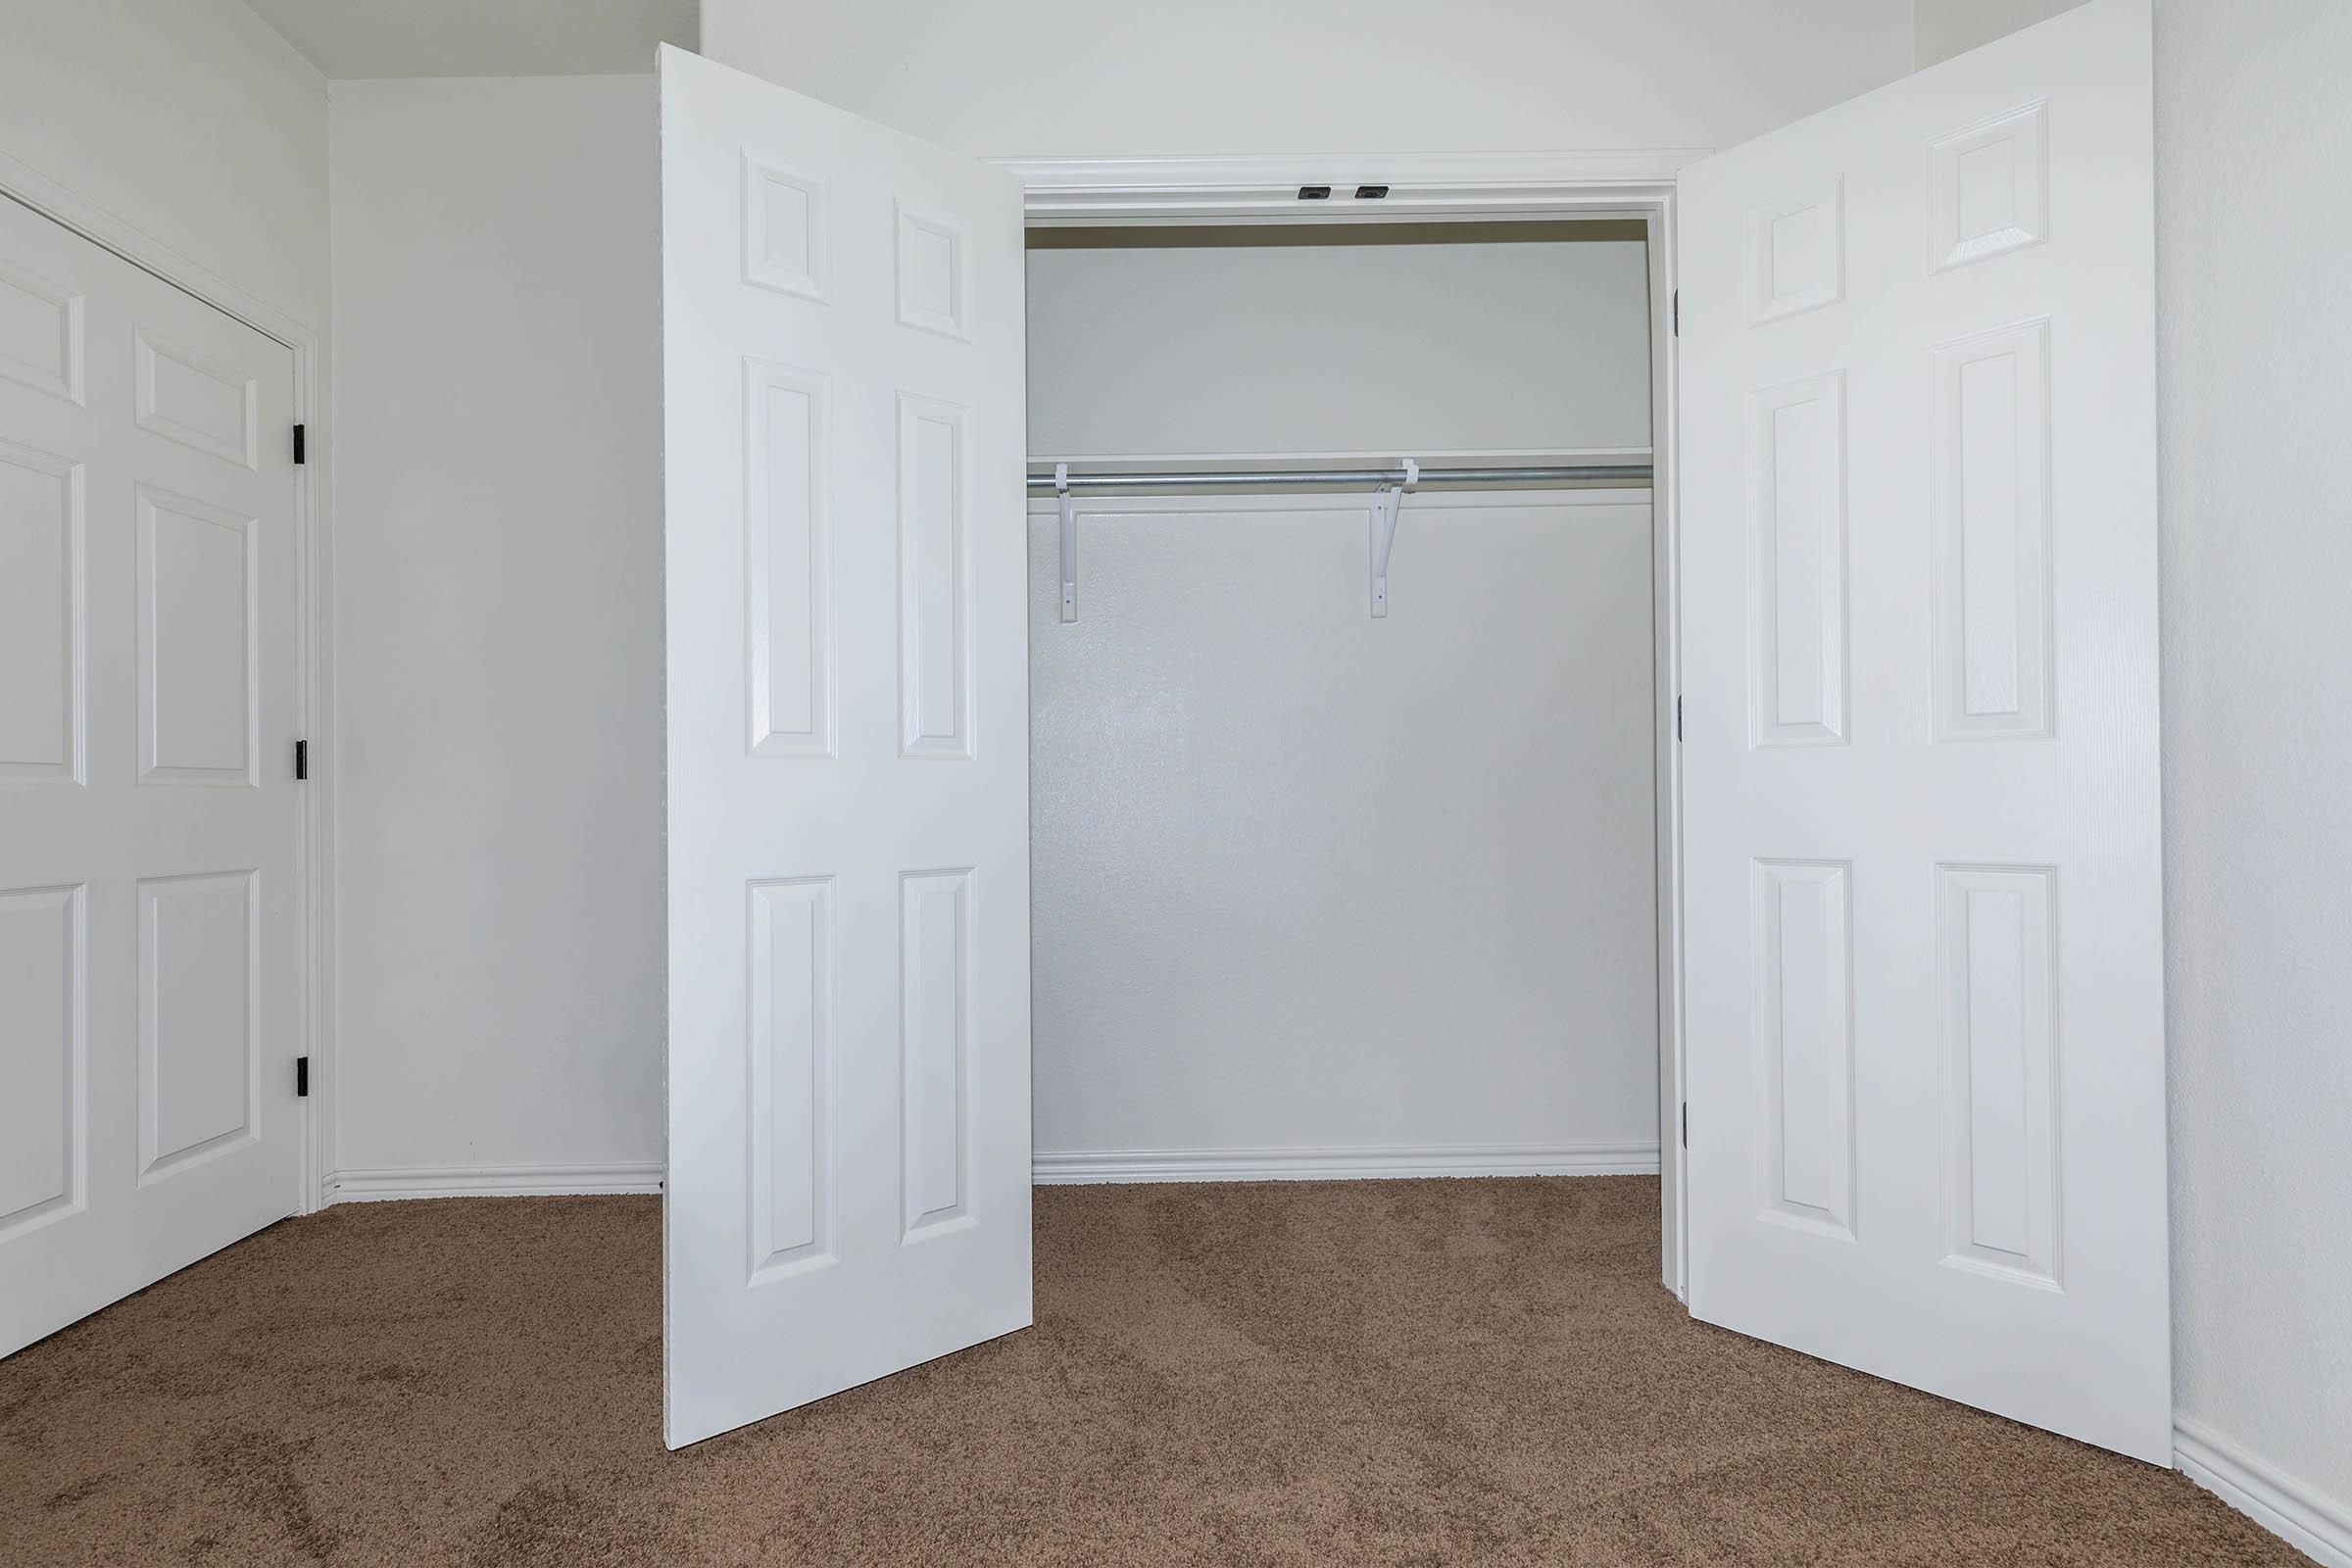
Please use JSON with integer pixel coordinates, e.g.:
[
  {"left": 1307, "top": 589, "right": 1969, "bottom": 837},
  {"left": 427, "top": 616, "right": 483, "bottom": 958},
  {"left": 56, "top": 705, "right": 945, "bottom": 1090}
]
[
  {"left": 1675, "top": 696, "right": 1683, "bottom": 741},
  {"left": 296, "top": 1055, "right": 311, "bottom": 1098},
  {"left": 1672, "top": 291, "right": 1679, "bottom": 336},
  {"left": 294, "top": 739, "right": 309, "bottom": 780},
  {"left": 1681, "top": 1102, "right": 1689, "bottom": 1149},
  {"left": 292, "top": 423, "right": 306, "bottom": 465}
]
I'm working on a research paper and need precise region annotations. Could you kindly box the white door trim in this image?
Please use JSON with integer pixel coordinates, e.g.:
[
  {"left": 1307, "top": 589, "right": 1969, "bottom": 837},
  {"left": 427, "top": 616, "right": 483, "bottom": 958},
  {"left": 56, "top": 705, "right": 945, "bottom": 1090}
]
[
  {"left": 0, "top": 147, "right": 337, "bottom": 1214},
  {"left": 998, "top": 151, "right": 1693, "bottom": 1297}
]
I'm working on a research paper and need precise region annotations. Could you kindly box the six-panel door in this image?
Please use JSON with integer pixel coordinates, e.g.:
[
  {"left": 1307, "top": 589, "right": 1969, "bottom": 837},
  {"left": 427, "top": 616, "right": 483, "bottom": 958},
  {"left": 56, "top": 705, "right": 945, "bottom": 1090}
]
[
  {"left": 0, "top": 194, "right": 302, "bottom": 1357},
  {"left": 1678, "top": 0, "right": 2169, "bottom": 1462},
  {"left": 660, "top": 46, "right": 1032, "bottom": 1449}
]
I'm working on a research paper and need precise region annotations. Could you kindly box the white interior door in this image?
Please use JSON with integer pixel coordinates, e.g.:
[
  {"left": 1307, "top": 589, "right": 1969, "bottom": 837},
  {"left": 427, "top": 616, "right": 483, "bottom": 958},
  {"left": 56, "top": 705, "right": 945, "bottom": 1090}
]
[
  {"left": 0, "top": 193, "right": 302, "bottom": 1356},
  {"left": 1678, "top": 0, "right": 2168, "bottom": 1461},
  {"left": 659, "top": 46, "right": 1031, "bottom": 1449}
]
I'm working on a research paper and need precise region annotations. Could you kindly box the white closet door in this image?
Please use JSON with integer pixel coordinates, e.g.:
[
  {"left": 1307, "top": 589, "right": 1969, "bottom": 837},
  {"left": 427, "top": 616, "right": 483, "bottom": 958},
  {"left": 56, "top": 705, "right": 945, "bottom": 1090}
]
[
  {"left": 1677, "top": 0, "right": 2168, "bottom": 1460},
  {"left": 0, "top": 195, "right": 303, "bottom": 1357},
  {"left": 659, "top": 46, "right": 1031, "bottom": 1449}
]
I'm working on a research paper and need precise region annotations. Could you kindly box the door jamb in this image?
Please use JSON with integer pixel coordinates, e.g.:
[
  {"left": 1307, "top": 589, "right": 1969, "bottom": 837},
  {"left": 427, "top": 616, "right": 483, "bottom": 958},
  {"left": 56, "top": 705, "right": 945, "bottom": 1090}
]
[
  {"left": 0, "top": 147, "right": 338, "bottom": 1216},
  {"left": 998, "top": 150, "right": 1699, "bottom": 1297}
]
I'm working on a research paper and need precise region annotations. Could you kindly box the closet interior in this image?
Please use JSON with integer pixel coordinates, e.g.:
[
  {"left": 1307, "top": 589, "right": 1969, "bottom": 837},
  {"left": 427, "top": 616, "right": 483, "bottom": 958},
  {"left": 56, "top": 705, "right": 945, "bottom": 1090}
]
[{"left": 1019, "top": 218, "right": 1668, "bottom": 1175}]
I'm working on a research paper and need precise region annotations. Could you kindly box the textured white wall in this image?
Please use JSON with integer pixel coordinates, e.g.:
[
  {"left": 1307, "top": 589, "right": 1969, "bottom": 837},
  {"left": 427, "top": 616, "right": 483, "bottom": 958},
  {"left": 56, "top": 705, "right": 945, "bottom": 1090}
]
[
  {"left": 1026, "top": 235, "right": 1652, "bottom": 463},
  {"left": 1913, "top": 0, "right": 2082, "bottom": 65},
  {"left": 1028, "top": 492, "right": 1658, "bottom": 1161},
  {"left": 328, "top": 76, "right": 665, "bottom": 1176},
  {"left": 0, "top": 0, "right": 328, "bottom": 329},
  {"left": 702, "top": 0, "right": 1913, "bottom": 159},
  {"left": 1025, "top": 234, "right": 1660, "bottom": 1161},
  {"left": 2148, "top": 0, "right": 2352, "bottom": 1526}
]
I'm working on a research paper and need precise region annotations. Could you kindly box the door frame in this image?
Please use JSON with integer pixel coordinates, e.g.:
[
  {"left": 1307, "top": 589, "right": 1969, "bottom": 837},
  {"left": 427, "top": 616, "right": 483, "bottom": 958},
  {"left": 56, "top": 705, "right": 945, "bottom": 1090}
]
[
  {"left": 998, "top": 150, "right": 1700, "bottom": 1296},
  {"left": 0, "top": 148, "right": 337, "bottom": 1215}
]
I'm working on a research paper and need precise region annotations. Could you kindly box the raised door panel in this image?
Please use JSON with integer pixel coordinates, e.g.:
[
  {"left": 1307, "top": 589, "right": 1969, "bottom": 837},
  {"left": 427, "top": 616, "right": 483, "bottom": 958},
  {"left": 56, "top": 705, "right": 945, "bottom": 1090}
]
[
  {"left": 136, "top": 870, "right": 259, "bottom": 1184},
  {"left": 0, "top": 256, "right": 84, "bottom": 405},
  {"left": 0, "top": 884, "right": 83, "bottom": 1240},
  {"left": 745, "top": 362, "right": 834, "bottom": 757},
  {"left": 136, "top": 485, "right": 258, "bottom": 786},
  {"left": 748, "top": 877, "right": 834, "bottom": 1280},
  {"left": 134, "top": 329, "right": 258, "bottom": 470},
  {"left": 0, "top": 439, "right": 83, "bottom": 782}
]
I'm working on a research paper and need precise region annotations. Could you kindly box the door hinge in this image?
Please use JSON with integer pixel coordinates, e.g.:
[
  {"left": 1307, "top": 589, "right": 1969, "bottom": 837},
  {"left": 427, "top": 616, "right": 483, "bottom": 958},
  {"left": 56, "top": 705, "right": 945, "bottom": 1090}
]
[
  {"left": 292, "top": 423, "right": 306, "bottom": 465},
  {"left": 1671, "top": 290, "right": 1679, "bottom": 336},
  {"left": 1681, "top": 1102, "right": 1689, "bottom": 1149},
  {"left": 296, "top": 1055, "right": 311, "bottom": 1098},
  {"left": 1675, "top": 696, "right": 1683, "bottom": 741},
  {"left": 294, "top": 738, "right": 309, "bottom": 780}
]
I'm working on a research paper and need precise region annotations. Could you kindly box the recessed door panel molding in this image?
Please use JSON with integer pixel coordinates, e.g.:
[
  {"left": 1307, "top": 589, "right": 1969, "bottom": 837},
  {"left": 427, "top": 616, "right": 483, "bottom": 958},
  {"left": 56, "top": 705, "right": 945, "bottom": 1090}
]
[
  {"left": 133, "top": 328, "right": 259, "bottom": 470},
  {"left": 136, "top": 484, "right": 259, "bottom": 787},
  {"left": 1931, "top": 100, "right": 2050, "bottom": 272},
  {"left": 897, "top": 392, "right": 972, "bottom": 760},
  {"left": 1748, "top": 371, "right": 1848, "bottom": 748},
  {"left": 135, "top": 869, "right": 260, "bottom": 1186},
  {"left": 901, "top": 868, "right": 973, "bottom": 1242},
  {"left": 1682, "top": 0, "right": 2168, "bottom": 1461},
  {"left": 744, "top": 360, "right": 835, "bottom": 757},
  {"left": 1936, "top": 864, "right": 2062, "bottom": 1287},
  {"left": 0, "top": 883, "right": 84, "bottom": 1242},
  {"left": 747, "top": 876, "right": 835, "bottom": 1282},
  {"left": 741, "top": 154, "right": 828, "bottom": 301},
  {"left": 1932, "top": 319, "right": 2053, "bottom": 740},
  {"left": 0, "top": 438, "right": 84, "bottom": 783},
  {"left": 0, "top": 256, "right": 84, "bottom": 404},
  {"left": 1745, "top": 178, "right": 1844, "bottom": 324},
  {"left": 894, "top": 203, "right": 970, "bottom": 341},
  {"left": 1751, "top": 859, "right": 1856, "bottom": 1240}
]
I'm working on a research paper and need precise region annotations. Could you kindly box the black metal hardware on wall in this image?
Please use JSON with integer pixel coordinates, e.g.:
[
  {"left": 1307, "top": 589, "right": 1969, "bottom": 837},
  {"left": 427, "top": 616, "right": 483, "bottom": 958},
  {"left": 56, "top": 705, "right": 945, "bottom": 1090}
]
[
  {"left": 1353, "top": 184, "right": 1389, "bottom": 199},
  {"left": 1297, "top": 184, "right": 1331, "bottom": 200},
  {"left": 295, "top": 739, "right": 309, "bottom": 780},
  {"left": 297, "top": 1056, "right": 310, "bottom": 1098},
  {"left": 293, "top": 423, "right": 306, "bottom": 465}
]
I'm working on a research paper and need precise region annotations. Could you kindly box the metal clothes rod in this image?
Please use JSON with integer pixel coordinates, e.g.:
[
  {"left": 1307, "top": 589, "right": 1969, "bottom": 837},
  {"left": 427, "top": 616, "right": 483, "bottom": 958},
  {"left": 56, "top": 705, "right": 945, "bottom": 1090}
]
[{"left": 1025, "top": 463, "right": 1651, "bottom": 492}]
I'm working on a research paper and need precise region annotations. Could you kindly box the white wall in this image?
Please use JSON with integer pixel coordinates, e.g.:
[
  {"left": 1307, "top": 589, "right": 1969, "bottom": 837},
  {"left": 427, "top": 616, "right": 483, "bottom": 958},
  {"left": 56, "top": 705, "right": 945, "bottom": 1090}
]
[
  {"left": 1914, "top": 0, "right": 2082, "bottom": 66},
  {"left": 1026, "top": 231, "right": 1652, "bottom": 462},
  {"left": 702, "top": 0, "right": 1914, "bottom": 159},
  {"left": 327, "top": 75, "right": 665, "bottom": 1182},
  {"left": 1028, "top": 492, "right": 1658, "bottom": 1167},
  {"left": 1919, "top": 0, "right": 2352, "bottom": 1544},
  {"left": 1026, "top": 235, "right": 1658, "bottom": 1166},
  {"left": 2150, "top": 0, "right": 2352, "bottom": 1538},
  {"left": 0, "top": 0, "right": 328, "bottom": 330}
]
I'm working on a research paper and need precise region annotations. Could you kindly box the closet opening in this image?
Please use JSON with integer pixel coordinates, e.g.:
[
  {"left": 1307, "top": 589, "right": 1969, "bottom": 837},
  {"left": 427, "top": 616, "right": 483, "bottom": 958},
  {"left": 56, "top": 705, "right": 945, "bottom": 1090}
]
[{"left": 1018, "top": 210, "right": 1681, "bottom": 1278}]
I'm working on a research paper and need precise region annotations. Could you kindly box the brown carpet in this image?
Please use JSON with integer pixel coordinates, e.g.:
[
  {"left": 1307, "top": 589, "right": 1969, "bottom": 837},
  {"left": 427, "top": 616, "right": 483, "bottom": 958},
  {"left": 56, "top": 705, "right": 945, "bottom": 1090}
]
[{"left": 0, "top": 1177, "right": 2308, "bottom": 1567}]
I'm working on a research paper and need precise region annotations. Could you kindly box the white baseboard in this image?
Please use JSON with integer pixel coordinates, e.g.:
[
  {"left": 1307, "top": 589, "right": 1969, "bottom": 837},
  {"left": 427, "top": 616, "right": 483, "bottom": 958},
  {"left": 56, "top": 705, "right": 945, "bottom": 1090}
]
[
  {"left": 1033, "top": 1141, "right": 1660, "bottom": 1185},
  {"left": 2176, "top": 1415, "right": 2352, "bottom": 1568},
  {"left": 323, "top": 1162, "right": 663, "bottom": 1202}
]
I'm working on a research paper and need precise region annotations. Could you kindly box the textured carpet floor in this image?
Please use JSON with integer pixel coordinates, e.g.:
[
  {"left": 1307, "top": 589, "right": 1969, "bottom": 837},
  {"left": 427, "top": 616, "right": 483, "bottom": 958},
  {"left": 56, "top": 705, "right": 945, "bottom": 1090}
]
[{"left": 0, "top": 1177, "right": 2308, "bottom": 1567}]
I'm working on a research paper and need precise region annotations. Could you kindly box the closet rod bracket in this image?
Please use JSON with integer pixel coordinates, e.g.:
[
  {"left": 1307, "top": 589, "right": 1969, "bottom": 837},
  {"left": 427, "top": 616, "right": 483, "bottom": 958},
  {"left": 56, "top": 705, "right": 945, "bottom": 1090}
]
[
  {"left": 1370, "top": 458, "right": 1418, "bottom": 618},
  {"left": 1055, "top": 462, "right": 1077, "bottom": 623}
]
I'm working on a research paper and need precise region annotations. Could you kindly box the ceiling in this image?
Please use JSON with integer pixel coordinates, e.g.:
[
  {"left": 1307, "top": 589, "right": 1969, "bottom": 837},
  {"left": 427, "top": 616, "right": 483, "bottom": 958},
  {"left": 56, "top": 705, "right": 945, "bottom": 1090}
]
[{"left": 245, "top": 0, "right": 697, "bottom": 79}]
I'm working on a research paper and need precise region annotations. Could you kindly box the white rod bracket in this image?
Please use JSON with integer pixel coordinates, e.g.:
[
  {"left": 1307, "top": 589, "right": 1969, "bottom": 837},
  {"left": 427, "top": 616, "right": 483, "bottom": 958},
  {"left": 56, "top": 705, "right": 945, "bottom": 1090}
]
[
  {"left": 1369, "top": 458, "right": 1418, "bottom": 617},
  {"left": 1055, "top": 462, "right": 1076, "bottom": 623}
]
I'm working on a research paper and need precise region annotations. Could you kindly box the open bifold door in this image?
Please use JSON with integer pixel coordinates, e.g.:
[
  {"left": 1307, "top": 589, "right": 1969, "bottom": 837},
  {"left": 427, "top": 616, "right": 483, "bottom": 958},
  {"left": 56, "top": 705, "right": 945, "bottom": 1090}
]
[
  {"left": 659, "top": 45, "right": 1032, "bottom": 1449},
  {"left": 1678, "top": 0, "right": 2171, "bottom": 1461}
]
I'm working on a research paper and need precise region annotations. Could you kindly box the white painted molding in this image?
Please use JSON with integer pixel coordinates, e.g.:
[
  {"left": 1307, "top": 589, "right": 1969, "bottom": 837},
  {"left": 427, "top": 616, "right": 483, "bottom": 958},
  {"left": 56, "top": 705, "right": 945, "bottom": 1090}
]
[
  {"left": 2176, "top": 1415, "right": 2352, "bottom": 1568},
  {"left": 1002, "top": 149, "right": 1696, "bottom": 221},
  {"left": 1034, "top": 1142, "right": 1660, "bottom": 1185},
  {"left": 324, "top": 1163, "right": 664, "bottom": 1202}
]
